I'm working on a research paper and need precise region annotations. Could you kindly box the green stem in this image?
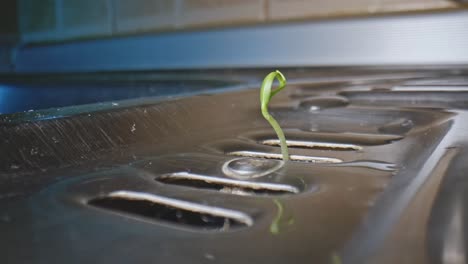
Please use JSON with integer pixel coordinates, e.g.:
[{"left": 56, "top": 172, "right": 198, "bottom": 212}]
[
  {"left": 260, "top": 70, "right": 289, "bottom": 161},
  {"left": 261, "top": 109, "right": 289, "bottom": 162},
  {"left": 270, "top": 198, "right": 284, "bottom": 235}
]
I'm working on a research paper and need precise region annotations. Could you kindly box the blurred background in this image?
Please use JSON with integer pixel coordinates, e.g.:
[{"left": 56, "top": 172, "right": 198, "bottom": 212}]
[
  {"left": 0, "top": 0, "right": 467, "bottom": 73},
  {"left": 10, "top": 0, "right": 467, "bottom": 43}
]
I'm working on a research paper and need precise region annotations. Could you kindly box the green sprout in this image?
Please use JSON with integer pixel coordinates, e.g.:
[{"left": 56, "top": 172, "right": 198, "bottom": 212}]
[
  {"left": 270, "top": 198, "right": 294, "bottom": 235},
  {"left": 260, "top": 70, "right": 289, "bottom": 161},
  {"left": 270, "top": 198, "right": 284, "bottom": 235}
]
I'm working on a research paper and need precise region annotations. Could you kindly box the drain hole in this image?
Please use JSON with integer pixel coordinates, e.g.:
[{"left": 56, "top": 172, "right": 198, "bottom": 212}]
[
  {"left": 241, "top": 130, "right": 403, "bottom": 146},
  {"left": 227, "top": 151, "right": 342, "bottom": 163},
  {"left": 89, "top": 191, "right": 253, "bottom": 229},
  {"left": 157, "top": 172, "right": 299, "bottom": 196},
  {"left": 261, "top": 139, "right": 362, "bottom": 151}
]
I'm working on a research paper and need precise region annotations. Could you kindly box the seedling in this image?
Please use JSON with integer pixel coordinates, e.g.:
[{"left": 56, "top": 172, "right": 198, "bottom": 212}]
[
  {"left": 270, "top": 198, "right": 294, "bottom": 235},
  {"left": 260, "top": 70, "right": 289, "bottom": 161},
  {"left": 270, "top": 199, "right": 284, "bottom": 234}
]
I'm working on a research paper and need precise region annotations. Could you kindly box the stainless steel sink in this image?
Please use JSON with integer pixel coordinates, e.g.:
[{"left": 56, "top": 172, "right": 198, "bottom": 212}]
[{"left": 1, "top": 67, "right": 467, "bottom": 264}]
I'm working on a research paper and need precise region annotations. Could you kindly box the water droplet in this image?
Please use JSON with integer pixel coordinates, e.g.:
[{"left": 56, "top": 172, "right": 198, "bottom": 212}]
[
  {"left": 222, "top": 157, "right": 284, "bottom": 179},
  {"left": 379, "top": 118, "right": 414, "bottom": 134},
  {"left": 130, "top": 123, "right": 136, "bottom": 133},
  {"left": 299, "top": 96, "right": 349, "bottom": 111}
]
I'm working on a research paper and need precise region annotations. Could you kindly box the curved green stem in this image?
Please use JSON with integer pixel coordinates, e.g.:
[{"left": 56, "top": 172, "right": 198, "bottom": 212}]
[
  {"left": 270, "top": 199, "right": 284, "bottom": 235},
  {"left": 260, "top": 70, "right": 289, "bottom": 161}
]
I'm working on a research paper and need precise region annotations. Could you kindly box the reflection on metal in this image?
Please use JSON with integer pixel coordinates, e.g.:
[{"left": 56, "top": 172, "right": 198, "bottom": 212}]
[
  {"left": 442, "top": 195, "right": 466, "bottom": 264},
  {"left": 0, "top": 79, "right": 241, "bottom": 115}
]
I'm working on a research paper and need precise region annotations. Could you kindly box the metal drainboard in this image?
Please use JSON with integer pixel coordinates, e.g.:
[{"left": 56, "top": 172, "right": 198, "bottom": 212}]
[
  {"left": 83, "top": 125, "right": 395, "bottom": 232},
  {"left": 1, "top": 68, "right": 465, "bottom": 264}
]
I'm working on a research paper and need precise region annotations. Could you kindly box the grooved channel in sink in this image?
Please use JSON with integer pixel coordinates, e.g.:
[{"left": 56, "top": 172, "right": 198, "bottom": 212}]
[
  {"left": 261, "top": 139, "right": 362, "bottom": 151},
  {"left": 227, "top": 151, "right": 342, "bottom": 163},
  {"left": 157, "top": 172, "right": 299, "bottom": 195},
  {"left": 241, "top": 130, "right": 404, "bottom": 146},
  {"left": 88, "top": 190, "right": 253, "bottom": 229}
]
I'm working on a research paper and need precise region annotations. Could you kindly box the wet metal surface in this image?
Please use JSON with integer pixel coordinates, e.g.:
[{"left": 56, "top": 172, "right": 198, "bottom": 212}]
[{"left": 1, "top": 67, "right": 468, "bottom": 263}]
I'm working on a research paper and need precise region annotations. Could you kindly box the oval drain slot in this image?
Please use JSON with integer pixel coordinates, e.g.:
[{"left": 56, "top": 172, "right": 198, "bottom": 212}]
[
  {"left": 261, "top": 139, "right": 362, "bottom": 151},
  {"left": 89, "top": 190, "right": 253, "bottom": 229},
  {"left": 227, "top": 151, "right": 342, "bottom": 163},
  {"left": 242, "top": 130, "right": 403, "bottom": 146},
  {"left": 157, "top": 172, "right": 299, "bottom": 196}
]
